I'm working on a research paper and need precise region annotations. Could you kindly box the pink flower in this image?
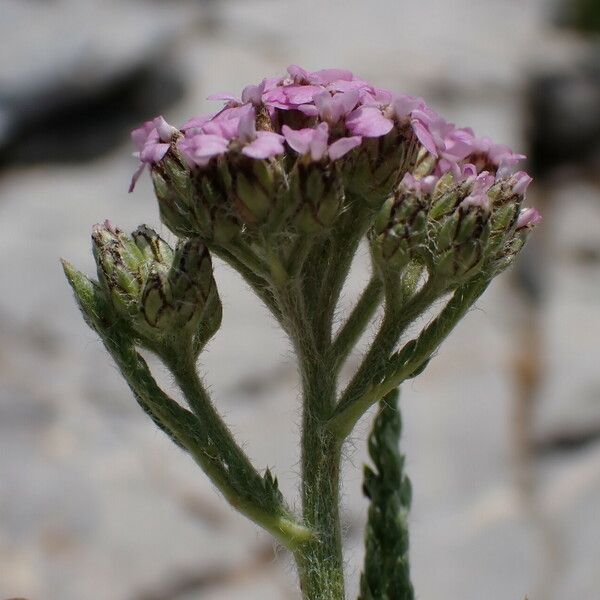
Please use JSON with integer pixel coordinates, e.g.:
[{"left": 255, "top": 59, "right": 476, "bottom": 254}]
[
  {"left": 192, "top": 105, "right": 252, "bottom": 141},
  {"left": 180, "top": 114, "right": 215, "bottom": 134},
  {"left": 154, "top": 116, "right": 179, "bottom": 143},
  {"left": 460, "top": 171, "right": 495, "bottom": 209},
  {"left": 346, "top": 106, "right": 394, "bottom": 137},
  {"left": 361, "top": 88, "right": 394, "bottom": 108},
  {"left": 511, "top": 171, "right": 533, "bottom": 196},
  {"left": 241, "top": 80, "right": 265, "bottom": 105},
  {"left": 201, "top": 118, "right": 239, "bottom": 140},
  {"left": 129, "top": 116, "right": 178, "bottom": 192},
  {"left": 282, "top": 123, "right": 329, "bottom": 161},
  {"left": 313, "top": 90, "right": 359, "bottom": 124},
  {"left": 177, "top": 106, "right": 285, "bottom": 166},
  {"left": 401, "top": 172, "right": 439, "bottom": 195},
  {"left": 282, "top": 123, "right": 361, "bottom": 161},
  {"left": 516, "top": 207, "right": 542, "bottom": 229},
  {"left": 467, "top": 137, "right": 526, "bottom": 175},
  {"left": 434, "top": 130, "right": 477, "bottom": 179},
  {"left": 460, "top": 163, "right": 478, "bottom": 181},
  {"left": 178, "top": 134, "right": 229, "bottom": 168},
  {"left": 263, "top": 84, "right": 324, "bottom": 110},
  {"left": 408, "top": 109, "right": 456, "bottom": 158},
  {"left": 330, "top": 78, "right": 373, "bottom": 93},
  {"left": 343, "top": 90, "right": 399, "bottom": 138},
  {"left": 328, "top": 136, "right": 363, "bottom": 160},
  {"left": 129, "top": 65, "right": 534, "bottom": 205},
  {"left": 207, "top": 93, "right": 242, "bottom": 105},
  {"left": 237, "top": 107, "right": 285, "bottom": 159},
  {"left": 393, "top": 97, "right": 456, "bottom": 158},
  {"left": 392, "top": 94, "right": 424, "bottom": 119},
  {"left": 287, "top": 65, "right": 354, "bottom": 85}
]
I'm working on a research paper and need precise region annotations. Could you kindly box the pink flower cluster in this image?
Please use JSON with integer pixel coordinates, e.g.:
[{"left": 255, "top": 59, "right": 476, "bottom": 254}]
[{"left": 129, "top": 64, "right": 536, "bottom": 228}]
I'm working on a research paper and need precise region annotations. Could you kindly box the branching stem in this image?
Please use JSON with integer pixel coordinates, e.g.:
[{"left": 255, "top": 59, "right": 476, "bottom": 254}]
[
  {"left": 329, "top": 277, "right": 490, "bottom": 438},
  {"left": 331, "top": 275, "right": 383, "bottom": 371}
]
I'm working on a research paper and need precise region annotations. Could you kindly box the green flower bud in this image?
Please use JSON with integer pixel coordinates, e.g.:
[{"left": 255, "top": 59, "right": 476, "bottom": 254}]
[
  {"left": 132, "top": 224, "right": 174, "bottom": 264},
  {"left": 139, "top": 238, "right": 219, "bottom": 332},
  {"left": 152, "top": 155, "right": 241, "bottom": 244},
  {"left": 429, "top": 199, "right": 491, "bottom": 282},
  {"left": 229, "top": 158, "right": 281, "bottom": 228},
  {"left": 287, "top": 162, "right": 344, "bottom": 234},
  {"left": 154, "top": 151, "right": 295, "bottom": 246},
  {"left": 343, "top": 126, "right": 419, "bottom": 208},
  {"left": 485, "top": 180, "right": 523, "bottom": 258},
  {"left": 369, "top": 188, "right": 429, "bottom": 271},
  {"left": 151, "top": 158, "right": 198, "bottom": 238},
  {"left": 92, "top": 221, "right": 149, "bottom": 318},
  {"left": 167, "top": 238, "right": 219, "bottom": 327},
  {"left": 91, "top": 222, "right": 221, "bottom": 351}
]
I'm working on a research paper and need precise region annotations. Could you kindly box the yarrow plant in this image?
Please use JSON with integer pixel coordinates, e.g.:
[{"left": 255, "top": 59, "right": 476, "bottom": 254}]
[{"left": 63, "top": 65, "right": 540, "bottom": 599}]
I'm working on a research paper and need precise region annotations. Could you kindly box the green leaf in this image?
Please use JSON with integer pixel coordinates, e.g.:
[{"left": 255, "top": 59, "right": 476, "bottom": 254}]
[{"left": 359, "top": 390, "right": 415, "bottom": 600}]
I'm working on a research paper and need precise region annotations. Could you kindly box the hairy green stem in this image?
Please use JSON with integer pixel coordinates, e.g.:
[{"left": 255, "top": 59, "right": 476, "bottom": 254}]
[
  {"left": 164, "top": 350, "right": 270, "bottom": 497},
  {"left": 287, "top": 234, "right": 315, "bottom": 279},
  {"left": 295, "top": 359, "right": 345, "bottom": 599},
  {"left": 332, "top": 279, "right": 442, "bottom": 439},
  {"left": 212, "top": 246, "right": 284, "bottom": 323},
  {"left": 329, "top": 277, "right": 490, "bottom": 437},
  {"left": 272, "top": 273, "right": 345, "bottom": 599},
  {"left": 319, "top": 201, "right": 374, "bottom": 329},
  {"left": 331, "top": 275, "right": 383, "bottom": 371},
  {"left": 109, "top": 337, "right": 310, "bottom": 549}
]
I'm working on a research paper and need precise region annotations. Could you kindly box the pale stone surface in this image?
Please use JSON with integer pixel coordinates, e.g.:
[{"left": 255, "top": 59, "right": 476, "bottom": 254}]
[{"left": 1, "top": 1, "right": 599, "bottom": 599}]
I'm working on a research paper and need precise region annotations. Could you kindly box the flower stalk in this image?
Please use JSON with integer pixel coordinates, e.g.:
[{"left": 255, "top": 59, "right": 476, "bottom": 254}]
[{"left": 62, "top": 65, "right": 539, "bottom": 599}]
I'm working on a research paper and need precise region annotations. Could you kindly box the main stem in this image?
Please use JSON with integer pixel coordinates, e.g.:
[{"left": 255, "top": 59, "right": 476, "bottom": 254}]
[
  {"left": 296, "top": 355, "right": 345, "bottom": 599},
  {"left": 277, "top": 279, "right": 345, "bottom": 599}
]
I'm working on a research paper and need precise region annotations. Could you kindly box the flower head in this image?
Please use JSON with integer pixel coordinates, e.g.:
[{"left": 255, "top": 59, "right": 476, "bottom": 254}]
[{"left": 127, "top": 64, "right": 536, "bottom": 257}]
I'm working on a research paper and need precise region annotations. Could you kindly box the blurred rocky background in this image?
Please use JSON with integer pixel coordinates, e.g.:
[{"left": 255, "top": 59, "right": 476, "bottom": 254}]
[{"left": 0, "top": 0, "right": 599, "bottom": 598}]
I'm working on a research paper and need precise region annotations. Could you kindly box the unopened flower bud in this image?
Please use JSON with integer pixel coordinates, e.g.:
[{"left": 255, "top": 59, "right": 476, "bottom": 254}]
[
  {"left": 343, "top": 127, "right": 420, "bottom": 207},
  {"left": 91, "top": 222, "right": 221, "bottom": 350},
  {"left": 369, "top": 187, "right": 428, "bottom": 270},
  {"left": 228, "top": 157, "right": 280, "bottom": 227},
  {"left": 488, "top": 206, "right": 542, "bottom": 274},
  {"left": 428, "top": 184, "right": 492, "bottom": 282},
  {"left": 132, "top": 224, "right": 174, "bottom": 264},
  {"left": 287, "top": 162, "right": 344, "bottom": 233},
  {"left": 516, "top": 207, "right": 542, "bottom": 229},
  {"left": 151, "top": 158, "right": 199, "bottom": 238},
  {"left": 167, "top": 238, "right": 219, "bottom": 327},
  {"left": 92, "top": 220, "right": 148, "bottom": 318},
  {"left": 139, "top": 239, "right": 219, "bottom": 334}
]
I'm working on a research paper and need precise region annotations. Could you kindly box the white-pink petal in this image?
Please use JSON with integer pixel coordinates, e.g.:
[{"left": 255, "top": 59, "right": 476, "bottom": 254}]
[
  {"left": 516, "top": 207, "right": 542, "bottom": 229},
  {"left": 512, "top": 171, "right": 533, "bottom": 195},
  {"left": 281, "top": 126, "right": 313, "bottom": 154},
  {"left": 328, "top": 136, "right": 362, "bottom": 160},
  {"left": 153, "top": 116, "right": 178, "bottom": 143},
  {"left": 393, "top": 95, "right": 424, "bottom": 120},
  {"left": 207, "top": 93, "right": 241, "bottom": 104},
  {"left": 411, "top": 120, "right": 438, "bottom": 156},
  {"left": 237, "top": 106, "right": 256, "bottom": 143},
  {"left": 131, "top": 121, "right": 155, "bottom": 151},
  {"left": 139, "top": 142, "right": 170, "bottom": 164},
  {"left": 242, "top": 132, "right": 285, "bottom": 159},
  {"left": 309, "top": 122, "right": 330, "bottom": 161},
  {"left": 346, "top": 106, "right": 394, "bottom": 137}
]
